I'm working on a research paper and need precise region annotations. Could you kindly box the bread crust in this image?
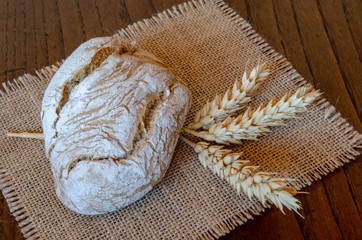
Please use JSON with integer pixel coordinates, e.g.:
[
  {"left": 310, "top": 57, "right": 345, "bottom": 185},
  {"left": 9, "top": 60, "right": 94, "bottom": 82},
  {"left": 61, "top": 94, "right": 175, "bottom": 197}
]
[{"left": 41, "top": 37, "right": 191, "bottom": 215}]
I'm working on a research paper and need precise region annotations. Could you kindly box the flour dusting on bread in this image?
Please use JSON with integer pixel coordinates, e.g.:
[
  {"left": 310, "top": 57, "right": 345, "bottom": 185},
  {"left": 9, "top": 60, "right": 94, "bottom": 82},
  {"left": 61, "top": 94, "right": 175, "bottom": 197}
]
[{"left": 41, "top": 37, "right": 191, "bottom": 215}]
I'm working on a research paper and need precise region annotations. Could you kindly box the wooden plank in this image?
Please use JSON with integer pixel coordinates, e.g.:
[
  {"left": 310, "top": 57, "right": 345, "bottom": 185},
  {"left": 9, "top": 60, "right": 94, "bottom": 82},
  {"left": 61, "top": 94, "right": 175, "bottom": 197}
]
[
  {"left": 225, "top": 0, "right": 248, "bottom": 21},
  {"left": 6, "top": 0, "right": 18, "bottom": 82},
  {"left": 344, "top": 155, "right": 362, "bottom": 218},
  {"left": 323, "top": 167, "right": 362, "bottom": 239},
  {"left": 290, "top": 0, "right": 362, "bottom": 240},
  {"left": 78, "top": 0, "right": 104, "bottom": 40},
  {"left": 316, "top": 0, "right": 362, "bottom": 231},
  {"left": 317, "top": 0, "right": 362, "bottom": 120},
  {"left": 341, "top": 0, "right": 362, "bottom": 59},
  {"left": 151, "top": 0, "right": 187, "bottom": 12},
  {"left": 24, "top": 0, "right": 37, "bottom": 74},
  {"left": 0, "top": 0, "right": 8, "bottom": 85},
  {"left": 58, "top": 0, "right": 85, "bottom": 56},
  {"left": 33, "top": 0, "right": 48, "bottom": 68},
  {"left": 95, "top": 0, "right": 131, "bottom": 36},
  {"left": 43, "top": 0, "right": 64, "bottom": 65},
  {"left": 0, "top": 194, "right": 24, "bottom": 240},
  {"left": 14, "top": 0, "right": 26, "bottom": 78},
  {"left": 297, "top": 182, "right": 343, "bottom": 239},
  {"left": 125, "top": 0, "right": 155, "bottom": 22},
  {"left": 222, "top": 209, "right": 305, "bottom": 240},
  {"left": 245, "top": 0, "right": 285, "bottom": 55},
  {"left": 270, "top": 0, "right": 313, "bottom": 81},
  {"left": 290, "top": 0, "right": 360, "bottom": 128}
]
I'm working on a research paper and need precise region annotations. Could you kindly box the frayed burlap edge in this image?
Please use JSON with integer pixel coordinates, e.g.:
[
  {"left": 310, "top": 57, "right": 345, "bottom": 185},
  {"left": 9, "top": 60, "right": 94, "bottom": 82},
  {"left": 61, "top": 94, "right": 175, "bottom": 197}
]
[
  {"left": 0, "top": 64, "right": 62, "bottom": 240},
  {"left": 0, "top": 0, "right": 361, "bottom": 239}
]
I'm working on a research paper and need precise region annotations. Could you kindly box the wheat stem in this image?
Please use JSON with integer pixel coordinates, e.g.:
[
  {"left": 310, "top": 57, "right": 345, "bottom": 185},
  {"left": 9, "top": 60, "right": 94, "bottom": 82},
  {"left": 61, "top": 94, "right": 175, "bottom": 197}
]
[
  {"left": 183, "top": 86, "right": 321, "bottom": 144},
  {"left": 188, "top": 64, "right": 270, "bottom": 130},
  {"left": 7, "top": 132, "right": 44, "bottom": 140},
  {"left": 179, "top": 135, "right": 196, "bottom": 148}
]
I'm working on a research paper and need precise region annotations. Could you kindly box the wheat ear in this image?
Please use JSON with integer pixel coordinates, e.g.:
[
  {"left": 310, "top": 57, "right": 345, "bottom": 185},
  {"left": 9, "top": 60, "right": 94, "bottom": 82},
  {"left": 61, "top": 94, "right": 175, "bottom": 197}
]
[
  {"left": 180, "top": 137, "right": 302, "bottom": 215},
  {"left": 183, "top": 86, "right": 320, "bottom": 144},
  {"left": 7, "top": 132, "right": 44, "bottom": 140},
  {"left": 187, "top": 64, "right": 270, "bottom": 130}
]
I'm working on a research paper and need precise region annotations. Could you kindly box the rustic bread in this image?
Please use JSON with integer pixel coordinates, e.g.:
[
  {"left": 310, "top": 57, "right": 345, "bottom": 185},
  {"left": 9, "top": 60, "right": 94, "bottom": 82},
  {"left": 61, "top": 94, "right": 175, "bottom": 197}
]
[{"left": 41, "top": 37, "right": 191, "bottom": 215}]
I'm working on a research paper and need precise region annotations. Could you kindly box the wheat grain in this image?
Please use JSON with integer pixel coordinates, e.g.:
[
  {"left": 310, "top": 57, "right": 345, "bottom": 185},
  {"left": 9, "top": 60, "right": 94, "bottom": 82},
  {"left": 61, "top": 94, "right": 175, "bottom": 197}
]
[
  {"left": 183, "top": 86, "right": 320, "bottom": 144},
  {"left": 187, "top": 64, "right": 270, "bottom": 130},
  {"left": 182, "top": 138, "right": 302, "bottom": 214}
]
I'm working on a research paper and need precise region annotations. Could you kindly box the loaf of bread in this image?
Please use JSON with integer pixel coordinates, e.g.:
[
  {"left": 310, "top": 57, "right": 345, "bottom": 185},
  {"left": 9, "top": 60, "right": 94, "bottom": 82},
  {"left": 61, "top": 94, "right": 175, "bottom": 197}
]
[{"left": 41, "top": 37, "right": 191, "bottom": 215}]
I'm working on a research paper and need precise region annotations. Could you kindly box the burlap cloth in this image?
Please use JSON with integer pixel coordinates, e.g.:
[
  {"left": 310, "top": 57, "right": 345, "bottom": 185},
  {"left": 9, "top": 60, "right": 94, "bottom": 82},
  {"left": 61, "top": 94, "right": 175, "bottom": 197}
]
[{"left": 0, "top": 0, "right": 361, "bottom": 239}]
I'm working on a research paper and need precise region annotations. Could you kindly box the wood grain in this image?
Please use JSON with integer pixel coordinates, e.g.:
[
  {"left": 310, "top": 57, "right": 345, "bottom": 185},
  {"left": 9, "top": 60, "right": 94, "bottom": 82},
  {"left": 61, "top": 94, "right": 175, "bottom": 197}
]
[{"left": 0, "top": 0, "right": 361, "bottom": 239}]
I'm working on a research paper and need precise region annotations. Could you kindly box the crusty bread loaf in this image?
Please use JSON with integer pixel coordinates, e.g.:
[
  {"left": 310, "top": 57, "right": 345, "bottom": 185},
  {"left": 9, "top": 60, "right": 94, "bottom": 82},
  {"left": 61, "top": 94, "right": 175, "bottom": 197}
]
[{"left": 41, "top": 37, "right": 191, "bottom": 215}]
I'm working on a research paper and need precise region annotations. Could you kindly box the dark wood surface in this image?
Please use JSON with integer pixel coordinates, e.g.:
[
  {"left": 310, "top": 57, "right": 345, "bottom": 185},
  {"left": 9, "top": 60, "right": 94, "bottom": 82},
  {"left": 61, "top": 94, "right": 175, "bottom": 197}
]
[{"left": 0, "top": 0, "right": 361, "bottom": 239}]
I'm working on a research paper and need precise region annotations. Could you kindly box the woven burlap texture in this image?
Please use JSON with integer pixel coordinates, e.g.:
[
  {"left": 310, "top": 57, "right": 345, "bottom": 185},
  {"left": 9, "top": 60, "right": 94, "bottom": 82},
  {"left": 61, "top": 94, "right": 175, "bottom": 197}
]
[{"left": 1, "top": 0, "right": 361, "bottom": 239}]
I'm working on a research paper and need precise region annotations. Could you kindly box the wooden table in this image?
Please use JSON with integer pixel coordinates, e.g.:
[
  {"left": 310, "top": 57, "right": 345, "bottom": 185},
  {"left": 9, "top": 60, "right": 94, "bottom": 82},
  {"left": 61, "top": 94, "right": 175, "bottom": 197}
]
[{"left": 0, "top": 0, "right": 361, "bottom": 239}]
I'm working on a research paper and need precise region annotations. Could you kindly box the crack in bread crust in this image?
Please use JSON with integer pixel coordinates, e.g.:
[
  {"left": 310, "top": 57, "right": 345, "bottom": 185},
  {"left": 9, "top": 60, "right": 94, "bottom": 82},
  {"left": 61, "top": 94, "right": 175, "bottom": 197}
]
[
  {"left": 55, "top": 48, "right": 120, "bottom": 133},
  {"left": 47, "top": 39, "right": 135, "bottom": 157},
  {"left": 47, "top": 47, "right": 119, "bottom": 157},
  {"left": 65, "top": 85, "right": 174, "bottom": 176}
]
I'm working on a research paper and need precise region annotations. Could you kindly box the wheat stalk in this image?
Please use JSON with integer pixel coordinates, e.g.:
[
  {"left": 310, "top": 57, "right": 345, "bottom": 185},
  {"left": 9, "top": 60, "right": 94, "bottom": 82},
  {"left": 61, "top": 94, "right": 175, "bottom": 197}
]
[
  {"left": 180, "top": 136, "right": 302, "bottom": 215},
  {"left": 187, "top": 64, "right": 270, "bottom": 130},
  {"left": 6, "top": 132, "right": 44, "bottom": 140},
  {"left": 183, "top": 86, "right": 320, "bottom": 144}
]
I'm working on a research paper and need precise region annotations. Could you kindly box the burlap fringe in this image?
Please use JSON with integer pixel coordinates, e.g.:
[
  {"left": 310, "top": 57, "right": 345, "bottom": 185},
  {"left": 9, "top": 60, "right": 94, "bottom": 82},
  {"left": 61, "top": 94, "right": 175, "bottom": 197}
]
[
  {"left": 0, "top": 0, "right": 361, "bottom": 239},
  {"left": 0, "top": 63, "right": 62, "bottom": 240},
  {"left": 0, "top": 167, "right": 38, "bottom": 239}
]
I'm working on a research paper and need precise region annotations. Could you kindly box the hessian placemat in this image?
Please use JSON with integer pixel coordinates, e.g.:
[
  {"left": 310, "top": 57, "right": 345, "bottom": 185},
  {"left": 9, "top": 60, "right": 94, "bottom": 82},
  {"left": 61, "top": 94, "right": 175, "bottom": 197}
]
[{"left": 0, "top": 0, "right": 361, "bottom": 239}]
